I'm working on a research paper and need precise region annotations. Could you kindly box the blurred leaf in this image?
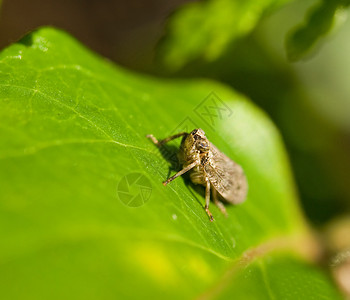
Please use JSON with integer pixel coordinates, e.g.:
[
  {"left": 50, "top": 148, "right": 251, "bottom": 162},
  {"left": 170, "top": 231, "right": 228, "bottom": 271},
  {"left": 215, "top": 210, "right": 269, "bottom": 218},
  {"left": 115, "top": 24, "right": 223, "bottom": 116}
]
[
  {"left": 286, "top": 0, "right": 350, "bottom": 61},
  {"left": 157, "top": 0, "right": 293, "bottom": 71},
  {"left": 0, "top": 27, "right": 342, "bottom": 299},
  {"left": 212, "top": 252, "right": 343, "bottom": 300}
]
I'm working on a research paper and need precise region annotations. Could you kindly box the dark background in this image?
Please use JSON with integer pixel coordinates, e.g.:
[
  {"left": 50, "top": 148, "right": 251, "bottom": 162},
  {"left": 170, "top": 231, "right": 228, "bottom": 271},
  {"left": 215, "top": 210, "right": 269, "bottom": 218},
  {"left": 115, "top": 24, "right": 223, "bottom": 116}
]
[{"left": 0, "top": 0, "right": 192, "bottom": 69}]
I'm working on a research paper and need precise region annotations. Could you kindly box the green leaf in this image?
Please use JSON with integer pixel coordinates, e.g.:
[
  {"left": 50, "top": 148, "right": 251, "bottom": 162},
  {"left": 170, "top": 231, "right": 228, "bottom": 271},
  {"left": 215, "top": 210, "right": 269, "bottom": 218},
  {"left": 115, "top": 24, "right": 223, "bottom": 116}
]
[
  {"left": 0, "top": 27, "right": 342, "bottom": 299},
  {"left": 286, "top": 0, "right": 350, "bottom": 61},
  {"left": 210, "top": 252, "right": 343, "bottom": 300},
  {"left": 157, "top": 0, "right": 293, "bottom": 71}
]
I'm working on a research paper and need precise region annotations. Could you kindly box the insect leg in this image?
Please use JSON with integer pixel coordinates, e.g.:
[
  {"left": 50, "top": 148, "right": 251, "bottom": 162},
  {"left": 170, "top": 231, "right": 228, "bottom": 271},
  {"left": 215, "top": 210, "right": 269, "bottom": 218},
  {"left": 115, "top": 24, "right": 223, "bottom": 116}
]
[
  {"left": 205, "top": 179, "right": 214, "bottom": 222},
  {"left": 212, "top": 187, "right": 228, "bottom": 217},
  {"left": 146, "top": 132, "right": 188, "bottom": 146},
  {"left": 162, "top": 161, "right": 198, "bottom": 186}
]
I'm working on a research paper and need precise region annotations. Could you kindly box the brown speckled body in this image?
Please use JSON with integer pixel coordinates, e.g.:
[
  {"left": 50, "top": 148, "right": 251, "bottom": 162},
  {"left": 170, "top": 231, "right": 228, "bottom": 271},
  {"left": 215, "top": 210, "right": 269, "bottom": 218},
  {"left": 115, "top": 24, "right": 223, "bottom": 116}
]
[
  {"left": 147, "top": 128, "right": 248, "bottom": 220},
  {"left": 178, "top": 129, "right": 247, "bottom": 204}
]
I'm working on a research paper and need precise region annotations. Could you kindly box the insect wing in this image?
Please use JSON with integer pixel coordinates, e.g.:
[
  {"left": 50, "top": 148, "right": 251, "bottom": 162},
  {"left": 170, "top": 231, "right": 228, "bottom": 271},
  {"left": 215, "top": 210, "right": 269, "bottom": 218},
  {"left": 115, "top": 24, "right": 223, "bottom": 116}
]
[{"left": 204, "top": 143, "right": 247, "bottom": 204}]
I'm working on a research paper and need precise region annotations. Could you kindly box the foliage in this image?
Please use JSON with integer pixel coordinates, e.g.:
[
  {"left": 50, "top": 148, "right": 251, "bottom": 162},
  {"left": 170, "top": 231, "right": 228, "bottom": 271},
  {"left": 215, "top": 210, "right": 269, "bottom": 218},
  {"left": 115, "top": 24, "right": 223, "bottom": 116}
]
[
  {"left": 286, "top": 0, "right": 350, "bottom": 61},
  {"left": 157, "top": 0, "right": 293, "bottom": 71},
  {"left": 0, "top": 28, "right": 343, "bottom": 299},
  {"left": 157, "top": 0, "right": 350, "bottom": 70}
]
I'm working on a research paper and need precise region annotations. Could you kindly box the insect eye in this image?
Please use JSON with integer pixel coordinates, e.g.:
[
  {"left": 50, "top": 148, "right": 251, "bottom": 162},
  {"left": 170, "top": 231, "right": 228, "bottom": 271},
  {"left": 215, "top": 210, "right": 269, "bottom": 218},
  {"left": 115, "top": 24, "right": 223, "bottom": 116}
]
[{"left": 198, "top": 142, "right": 209, "bottom": 152}]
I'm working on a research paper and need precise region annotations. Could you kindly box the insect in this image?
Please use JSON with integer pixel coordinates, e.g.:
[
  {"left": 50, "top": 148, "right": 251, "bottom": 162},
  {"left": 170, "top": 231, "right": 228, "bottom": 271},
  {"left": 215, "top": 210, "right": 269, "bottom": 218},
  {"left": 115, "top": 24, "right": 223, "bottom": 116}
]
[{"left": 146, "top": 128, "right": 248, "bottom": 221}]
